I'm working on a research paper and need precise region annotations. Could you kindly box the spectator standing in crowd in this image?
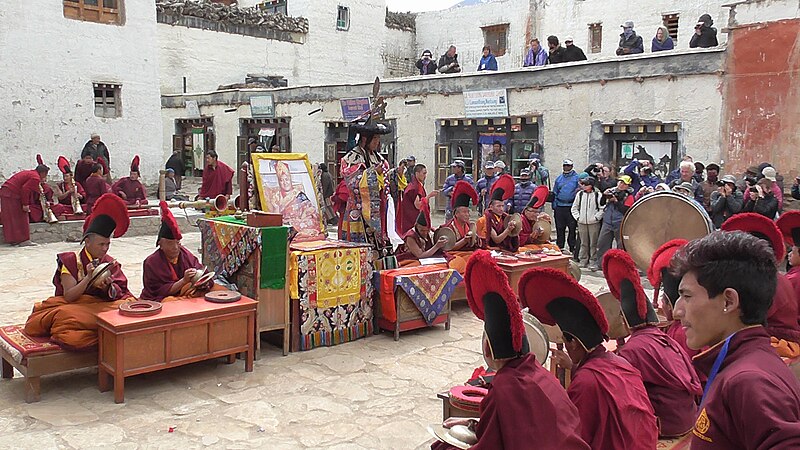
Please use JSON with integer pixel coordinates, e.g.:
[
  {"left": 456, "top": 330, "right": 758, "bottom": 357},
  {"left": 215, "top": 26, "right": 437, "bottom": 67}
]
[
  {"left": 547, "top": 36, "right": 566, "bottom": 64},
  {"left": 694, "top": 162, "right": 706, "bottom": 182},
  {"left": 386, "top": 158, "right": 407, "bottom": 206},
  {"left": 512, "top": 168, "right": 535, "bottom": 213},
  {"left": 793, "top": 175, "right": 800, "bottom": 200},
  {"left": 485, "top": 141, "right": 506, "bottom": 163},
  {"left": 652, "top": 26, "right": 674, "bottom": 52},
  {"left": 640, "top": 160, "right": 661, "bottom": 188},
  {"left": 597, "top": 165, "right": 616, "bottom": 191},
  {"left": 571, "top": 176, "right": 604, "bottom": 268},
  {"left": 669, "top": 160, "right": 704, "bottom": 204},
  {"left": 594, "top": 175, "right": 635, "bottom": 270},
  {"left": 562, "top": 37, "right": 587, "bottom": 62},
  {"left": 743, "top": 178, "right": 779, "bottom": 219},
  {"left": 415, "top": 49, "right": 438, "bottom": 76},
  {"left": 701, "top": 163, "right": 720, "bottom": 214},
  {"left": 165, "top": 149, "right": 185, "bottom": 190},
  {"left": 709, "top": 174, "right": 743, "bottom": 228},
  {"left": 441, "top": 160, "right": 474, "bottom": 221},
  {"left": 617, "top": 20, "right": 644, "bottom": 56},
  {"left": 403, "top": 155, "right": 416, "bottom": 184},
  {"left": 552, "top": 160, "right": 580, "bottom": 255},
  {"left": 762, "top": 166, "right": 783, "bottom": 211},
  {"left": 476, "top": 161, "right": 497, "bottom": 213},
  {"left": 622, "top": 159, "right": 644, "bottom": 193},
  {"left": 319, "top": 163, "right": 336, "bottom": 225},
  {"left": 665, "top": 155, "right": 694, "bottom": 185},
  {"left": 523, "top": 38, "right": 547, "bottom": 67},
  {"left": 477, "top": 45, "right": 498, "bottom": 72},
  {"left": 737, "top": 165, "right": 760, "bottom": 192},
  {"left": 494, "top": 160, "right": 506, "bottom": 175},
  {"left": 81, "top": 133, "right": 111, "bottom": 169},
  {"left": 690, "top": 14, "right": 719, "bottom": 48},
  {"left": 528, "top": 153, "right": 550, "bottom": 187},
  {"left": 438, "top": 45, "right": 461, "bottom": 74}
]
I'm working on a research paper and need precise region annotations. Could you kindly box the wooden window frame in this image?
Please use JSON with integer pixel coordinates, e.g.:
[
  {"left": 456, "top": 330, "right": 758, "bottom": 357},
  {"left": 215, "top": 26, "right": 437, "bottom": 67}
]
[
  {"left": 336, "top": 5, "right": 350, "bottom": 31},
  {"left": 63, "top": 0, "right": 123, "bottom": 25},
  {"left": 94, "top": 83, "right": 121, "bottom": 119},
  {"left": 589, "top": 23, "right": 602, "bottom": 54},
  {"left": 258, "top": 0, "right": 288, "bottom": 15},
  {"left": 482, "top": 24, "right": 508, "bottom": 57},
  {"left": 663, "top": 14, "right": 679, "bottom": 42}
]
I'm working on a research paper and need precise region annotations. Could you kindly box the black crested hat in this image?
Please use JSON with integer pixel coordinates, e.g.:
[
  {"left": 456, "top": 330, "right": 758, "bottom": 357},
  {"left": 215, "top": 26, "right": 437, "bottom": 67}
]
[
  {"left": 452, "top": 181, "right": 478, "bottom": 209},
  {"left": 416, "top": 197, "right": 431, "bottom": 227},
  {"left": 157, "top": 201, "right": 182, "bottom": 244},
  {"left": 83, "top": 194, "right": 129, "bottom": 239},
  {"left": 603, "top": 250, "right": 659, "bottom": 328},
  {"left": 490, "top": 174, "right": 515, "bottom": 201}
]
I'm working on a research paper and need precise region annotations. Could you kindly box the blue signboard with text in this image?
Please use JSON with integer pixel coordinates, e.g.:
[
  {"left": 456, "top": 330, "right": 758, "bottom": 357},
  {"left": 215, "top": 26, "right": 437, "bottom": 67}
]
[{"left": 340, "top": 97, "right": 371, "bottom": 122}]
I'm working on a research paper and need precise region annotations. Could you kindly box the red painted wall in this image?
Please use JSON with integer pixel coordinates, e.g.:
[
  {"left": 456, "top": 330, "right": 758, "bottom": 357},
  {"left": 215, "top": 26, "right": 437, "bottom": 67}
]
[{"left": 722, "top": 19, "right": 800, "bottom": 178}]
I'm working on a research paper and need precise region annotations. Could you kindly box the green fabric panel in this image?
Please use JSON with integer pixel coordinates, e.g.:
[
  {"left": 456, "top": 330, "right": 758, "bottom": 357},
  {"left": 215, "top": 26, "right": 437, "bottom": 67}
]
[
  {"left": 260, "top": 226, "right": 288, "bottom": 289},
  {"left": 210, "top": 215, "right": 247, "bottom": 225}
]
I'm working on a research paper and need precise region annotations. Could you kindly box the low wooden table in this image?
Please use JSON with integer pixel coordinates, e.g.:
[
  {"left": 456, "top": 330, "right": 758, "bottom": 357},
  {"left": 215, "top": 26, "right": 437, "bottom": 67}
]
[
  {"left": 496, "top": 254, "right": 572, "bottom": 294},
  {"left": 96, "top": 296, "right": 257, "bottom": 403}
]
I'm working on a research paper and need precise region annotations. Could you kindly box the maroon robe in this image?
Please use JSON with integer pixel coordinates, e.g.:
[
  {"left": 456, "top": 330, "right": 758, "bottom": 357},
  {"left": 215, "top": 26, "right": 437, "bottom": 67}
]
[
  {"left": 787, "top": 266, "right": 800, "bottom": 321},
  {"left": 140, "top": 246, "right": 203, "bottom": 301},
  {"left": 29, "top": 183, "right": 68, "bottom": 223},
  {"left": 395, "top": 228, "right": 451, "bottom": 264},
  {"left": 398, "top": 180, "right": 425, "bottom": 236},
  {"left": 485, "top": 211, "right": 519, "bottom": 253},
  {"left": 74, "top": 160, "right": 94, "bottom": 186},
  {"left": 57, "top": 180, "right": 86, "bottom": 207},
  {"left": 444, "top": 218, "right": 483, "bottom": 251},
  {"left": 111, "top": 177, "right": 147, "bottom": 205},
  {"left": 0, "top": 170, "right": 40, "bottom": 244},
  {"left": 519, "top": 214, "right": 536, "bottom": 245},
  {"left": 433, "top": 354, "right": 589, "bottom": 450},
  {"left": 83, "top": 174, "right": 111, "bottom": 213},
  {"left": 690, "top": 326, "right": 800, "bottom": 449},
  {"left": 617, "top": 326, "right": 702, "bottom": 437},
  {"left": 331, "top": 179, "right": 349, "bottom": 239},
  {"left": 52, "top": 250, "right": 131, "bottom": 300},
  {"left": 568, "top": 346, "right": 659, "bottom": 450},
  {"left": 765, "top": 273, "right": 800, "bottom": 343},
  {"left": 665, "top": 320, "right": 699, "bottom": 358},
  {"left": 199, "top": 161, "right": 234, "bottom": 198}
]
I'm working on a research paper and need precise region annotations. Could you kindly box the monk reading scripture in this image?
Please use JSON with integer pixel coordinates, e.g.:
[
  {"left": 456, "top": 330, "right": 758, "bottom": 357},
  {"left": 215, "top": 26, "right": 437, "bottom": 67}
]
[
  {"left": 112, "top": 155, "right": 147, "bottom": 206},
  {"left": 24, "top": 194, "right": 134, "bottom": 350},
  {"left": 0, "top": 164, "right": 49, "bottom": 244},
  {"left": 141, "top": 202, "right": 221, "bottom": 301},
  {"left": 671, "top": 231, "right": 800, "bottom": 449},
  {"left": 648, "top": 239, "right": 697, "bottom": 358},
  {"left": 395, "top": 198, "right": 465, "bottom": 273},
  {"left": 432, "top": 250, "right": 589, "bottom": 450},
  {"left": 603, "top": 249, "right": 701, "bottom": 437},
  {"left": 83, "top": 163, "right": 111, "bottom": 213},
  {"left": 483, "top": 174, "right": 518, "bottom": 253},
  {"left": 198, "top": 150, "right": 233, "bottom": 199},
  {"left": 522, "top": 268, "right": 659, "bottom": 450},
  {"left": 442, "top": 181, "right": 483, "bottom": 261},
  {"left": 54, "top": 155, "right": 86, "bottom": 214}
]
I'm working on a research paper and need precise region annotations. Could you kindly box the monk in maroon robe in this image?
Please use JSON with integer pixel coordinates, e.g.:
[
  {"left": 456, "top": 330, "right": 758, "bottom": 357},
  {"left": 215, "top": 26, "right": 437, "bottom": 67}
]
[
  {"left": 112, "top": 155, "right": 147, "bottom": 206},
  {"left": 670, "top": 232, "right": 800, "bottom": 449},
  {"left": 24, "top": 194, "right": 133, "bottom": 350},
  {"left": 521, "top": 268, "right": 658, "bottom": 450},
  {"left": 141, "top": 202, "right": 220, "bottom": 301},
  {"left": 484, "top": 175, "right": 518, "bottom": 253},
  {"left": 777, "top": 211, "right": 800, "bottom": 343},
  {"left": 0, "top": 166, "right": 49, "bottom": 244},
  {"left": 433, "top": 250, "right": 589, "bottom": 450},
  {"left": 443, "top": 181, "right": 483, "bottom": 261},
  {"left": 198, "top": 150, "right": 233, "bottom": 199},
  {"left": 74, "top": 155, "right": 95, "bottom": 186},
  {"left": 604, "top": 249, "right": 701, "bottom": 437},
  {"left": 397, "top": 164, "right": 435, "bottom": 236},
  {"left": 83, "top": 164, "right": 111, "bottom": 213},
  {"left": 29, "top": 182, "right": 68, "bottom": 223},
  {"left": 331, "top": 179, "right": 349, "bottom": 239}
]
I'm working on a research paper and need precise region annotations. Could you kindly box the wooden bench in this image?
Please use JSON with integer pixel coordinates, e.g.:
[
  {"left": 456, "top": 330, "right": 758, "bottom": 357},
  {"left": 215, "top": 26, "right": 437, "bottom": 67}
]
[{"left": 0, "top": 325, "right": 96, "bottom": 402}]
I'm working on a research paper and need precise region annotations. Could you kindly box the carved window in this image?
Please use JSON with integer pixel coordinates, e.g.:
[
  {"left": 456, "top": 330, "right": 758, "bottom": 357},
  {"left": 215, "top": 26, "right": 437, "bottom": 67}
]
[
  {"left": 94, "top": 83, "right": 121, "bottom": 118},
  {"left": 337, "top": 5, "right": 350, "bottom": 31},
  {"left": 663, "top": 14, "right": 679, "bottom": 41},
  {"left": 259, "top": 0, "right": 288, "bottom": 15},
  {"left": 482, "top": 24, "right": 508, "bottom": 57},
  {"left": 589, "top": 23, "right": 602, "bottom": 53},
  {"left": 63, "top": 0, "right": 122, "bottom": 25}
]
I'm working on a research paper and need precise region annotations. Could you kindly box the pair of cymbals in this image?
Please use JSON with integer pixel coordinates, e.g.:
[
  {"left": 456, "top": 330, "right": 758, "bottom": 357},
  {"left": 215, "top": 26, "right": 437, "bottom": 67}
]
[
  {"left": 502, "top": 213, "right": 522, "bottom": 237},
  {"left": 433, "top": 227, "right": 457, "bottom": 251}
]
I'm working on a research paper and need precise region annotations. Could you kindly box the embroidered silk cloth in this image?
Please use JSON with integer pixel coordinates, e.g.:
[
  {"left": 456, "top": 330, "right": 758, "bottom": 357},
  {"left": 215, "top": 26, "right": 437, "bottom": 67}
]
[
  {"left": 0, "top": 324, "right": 64, "bottom": 362},
  {"left": 379, "top": 266, "right": 463, "bottom": 324}
]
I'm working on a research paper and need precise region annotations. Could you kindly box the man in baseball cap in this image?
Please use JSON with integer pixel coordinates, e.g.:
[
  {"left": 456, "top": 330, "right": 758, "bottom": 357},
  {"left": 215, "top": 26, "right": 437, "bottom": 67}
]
[
  {"left": 442, "top": 159, "right": 474, "bottom": 220},
  {"left": 617, "top": 19, "right": 644, "bottom": 55},
  {"left": 476, "top": 161, "right": 497, "bottom": 211}
]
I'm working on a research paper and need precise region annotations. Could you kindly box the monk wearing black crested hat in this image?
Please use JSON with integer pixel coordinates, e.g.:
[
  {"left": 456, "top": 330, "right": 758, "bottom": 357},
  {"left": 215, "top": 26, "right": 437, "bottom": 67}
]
[
  {"left": 603, "top": 249, "right": 701, "bottom": 437},
  {"left": 140, "top": 202, "right": 223, "bottom": 302},
  {"left": 24, "top": 194, "right": 134, "bottom": 350},
  {"left": 112, "top": 155, "right": 147, "bottom": 206},
  {"left": 521, "top": 267, "right": 658, "bottom": 449},
  {"left": 484, "top": 174, "right": 518, "bottom": 252},
  {"left": 442, "top": 181, "right": 483, "bottom": 258},
  {"left": 432, "top": 250, "right": 589, "bottom": 450},
  {"left": 648, "top": 239, "right": 697, "bottom": 358}
]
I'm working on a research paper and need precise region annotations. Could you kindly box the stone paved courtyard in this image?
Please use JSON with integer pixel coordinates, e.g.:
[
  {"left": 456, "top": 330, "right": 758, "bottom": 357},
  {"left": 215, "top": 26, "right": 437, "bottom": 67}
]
[{"left": 0, "top": 232, "right": 612, "bottom": 449}]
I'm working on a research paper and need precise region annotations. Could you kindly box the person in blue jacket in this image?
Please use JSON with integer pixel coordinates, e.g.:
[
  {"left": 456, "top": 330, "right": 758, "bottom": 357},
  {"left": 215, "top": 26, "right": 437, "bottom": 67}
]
[
  {"left": 476, "top": 161, "right": 498, "bottom": 213},
  {"left": 552, "top": 159, "right": 580, "bottom": 255},
  {"left": 477, "top": 45, "right": 498, "bottom": 71},
  {"left": 441, "top": 159, "right": 475, "bottom": 221},
  {"left": 511, "top": 168, "right": 536, "bottom": 213}
]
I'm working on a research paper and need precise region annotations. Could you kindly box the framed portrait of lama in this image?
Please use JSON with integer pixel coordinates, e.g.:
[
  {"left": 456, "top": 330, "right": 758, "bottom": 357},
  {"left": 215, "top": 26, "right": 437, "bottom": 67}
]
[{"left": 251, "top": 153, "right": 326, "bottom": 241}]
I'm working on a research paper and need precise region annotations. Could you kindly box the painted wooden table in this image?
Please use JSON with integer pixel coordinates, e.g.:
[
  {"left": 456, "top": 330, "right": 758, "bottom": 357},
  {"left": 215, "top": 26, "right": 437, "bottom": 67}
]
[
  {"left": 495, "top": 254, "right": 572, "bottom": 294},
  {"left": 97, "top": 296, "right": 257, "bottom": 403}
]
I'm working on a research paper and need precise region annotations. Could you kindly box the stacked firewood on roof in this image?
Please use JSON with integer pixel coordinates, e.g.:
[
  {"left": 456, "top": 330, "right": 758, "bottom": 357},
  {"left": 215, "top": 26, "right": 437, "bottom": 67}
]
[{"left": 155, "top": 0, "right": 309, "bottom": 33}]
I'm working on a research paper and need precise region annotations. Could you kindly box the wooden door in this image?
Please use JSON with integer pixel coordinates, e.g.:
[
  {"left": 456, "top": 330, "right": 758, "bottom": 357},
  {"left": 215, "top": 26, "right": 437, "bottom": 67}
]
[
  {"left": 435, "top": 144, "right": 450, "bottom": 212},
  {"left": 237, "top": 136, "right": 249, "bottom": 169}
]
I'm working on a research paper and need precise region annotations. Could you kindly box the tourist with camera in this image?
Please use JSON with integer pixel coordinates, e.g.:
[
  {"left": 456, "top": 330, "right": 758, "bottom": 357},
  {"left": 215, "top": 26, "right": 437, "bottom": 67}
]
[
  {"left": 591, "top": 175, "right": 635, "bottom": 271},
  {"left": 743, "top": 178, "right": 779, "bottom": 219},
  {"left": 709, "top": 175, "right": 743, "bottom": 228}
]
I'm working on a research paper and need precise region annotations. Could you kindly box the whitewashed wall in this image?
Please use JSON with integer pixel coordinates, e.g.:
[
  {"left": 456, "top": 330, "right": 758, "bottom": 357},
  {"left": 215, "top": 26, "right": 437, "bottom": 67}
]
[{"left": 0, "top": 1, "right": 163, "bottom": 182}]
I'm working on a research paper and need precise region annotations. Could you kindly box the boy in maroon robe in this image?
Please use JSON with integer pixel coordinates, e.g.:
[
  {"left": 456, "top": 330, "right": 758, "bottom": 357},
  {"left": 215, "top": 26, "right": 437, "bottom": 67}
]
[
  {"left": 648, "top": 239, "right": 697, "bottom": 358},
  {"left": 198, "top": 150, "right": 233, "bottom": 199},
  {"left": 603, "top": 249, "right": 702, "bottom": 437},
  {"left": 83, "top": 163, "right": 111, "bottom": 213},
  {"left": 141, "top": 202, "right": 218, "bottom": 301},
  {"left": 74, "top": 154, "right": 95, "bottom": 186},
  {"left": 432, "top": 250, "right": 589, "bottom": 450},
  {"left": 521, "top": 268, "right": 659, "bottom": 450},
  {"left": 55, "top": 156, "right": 86, "bottom": 214},
  {"left": 777, "top": 211, "right": 800, "bottom": 321},
  {"left": 484, "top": 174, "right": 518, "bottom": 253},
  {"left": 24, "top": 194, "right": 134, "bottom": 350},
  {"left": 671, "top": 231, "right": 800, "bottom": 448},
  {"left": 112, "top": 155, "right": 147, "bottom": 206},
  {"left": 398, "top": 164, "right": 436, "bottom": 236},
  {"left": 721, "top": 213, "right": 800, "bottom": 344},
  {"left": 0, "top": 165, "right": 49, "bottom": 244}
]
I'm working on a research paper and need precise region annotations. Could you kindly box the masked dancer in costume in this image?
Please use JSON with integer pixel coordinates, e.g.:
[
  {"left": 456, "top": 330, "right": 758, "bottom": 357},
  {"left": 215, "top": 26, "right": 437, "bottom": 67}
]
[
  {"left": 432, "top": 250, "right": 589, "bottom": 450},
  {"left": 112, "top": 155, "right": 147, "bottom": 206},
  {"left": 24, "top": 194, "right": 134, "bottom": 350},
  {"left": 521, "top": 268, "right": 658, "bottom": 449}
]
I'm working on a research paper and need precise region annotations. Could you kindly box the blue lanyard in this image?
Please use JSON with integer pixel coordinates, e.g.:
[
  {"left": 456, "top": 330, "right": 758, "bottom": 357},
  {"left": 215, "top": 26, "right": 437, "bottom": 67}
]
[{"left": 700, "top": 334, "right": 733, "bottom": 406}]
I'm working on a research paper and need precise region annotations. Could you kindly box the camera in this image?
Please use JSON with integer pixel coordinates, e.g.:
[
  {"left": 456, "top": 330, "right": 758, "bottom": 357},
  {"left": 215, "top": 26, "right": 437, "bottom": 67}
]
[
  {"left": 715, "top": 180, "right": 725, "bottom": 187},
  {"left": 745, "top": 176, "right": 758, "bottom": 186},
  {"left": 748, "top": 187, "right": 758, "bottom": 194}
]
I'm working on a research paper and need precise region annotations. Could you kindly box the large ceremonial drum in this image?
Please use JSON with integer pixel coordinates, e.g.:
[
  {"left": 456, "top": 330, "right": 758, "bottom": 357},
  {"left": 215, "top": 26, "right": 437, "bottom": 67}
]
[{"left": 620, "top": 191, "right": 712, "bottom": 270}]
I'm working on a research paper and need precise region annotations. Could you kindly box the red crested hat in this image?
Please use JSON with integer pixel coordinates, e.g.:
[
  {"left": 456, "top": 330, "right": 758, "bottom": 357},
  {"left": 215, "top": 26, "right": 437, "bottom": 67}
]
[
  {"left": 647, "top": 239, "right": 687, "bottom": 307},
  {"left": 416, "top": 197, "right": 432, "bottom": 227},
  {"left": 603, "top": 249, "right": 658, "bottom": 327},
  {"left": 527, "top": 185, "right": 549, "bottom": 209},
  {"left": 57, "top": 156, "right": 72, "bottom": 175},
  {"left": 157, "top": 201, "right": 182, "bottom": 244},
  {"left": 776, "top": 211, "right": 800, "bottom": 247},
  {"left": 519, "top": 268, "right": 608, "bottom": 351},
  {"left": 130, "top": 155, "right": 140, "bottom": 174},
  {"left": 83, "top": 193, "right": 130, "bottom": 239},
  {"left": 490, "top": 174, "right": 515, "bottom": 201},
  {"left": 721, "top": 213, "right": 785, "bottom": 261},
  {"left": 36, "top": 154, "right": 44, "bottom": 166},
  {"left": 465, "top": 250, "right": 527, "bottom": 358},
  {"left": 451, "top": 180, "right": 478, "bottom": 209}
]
